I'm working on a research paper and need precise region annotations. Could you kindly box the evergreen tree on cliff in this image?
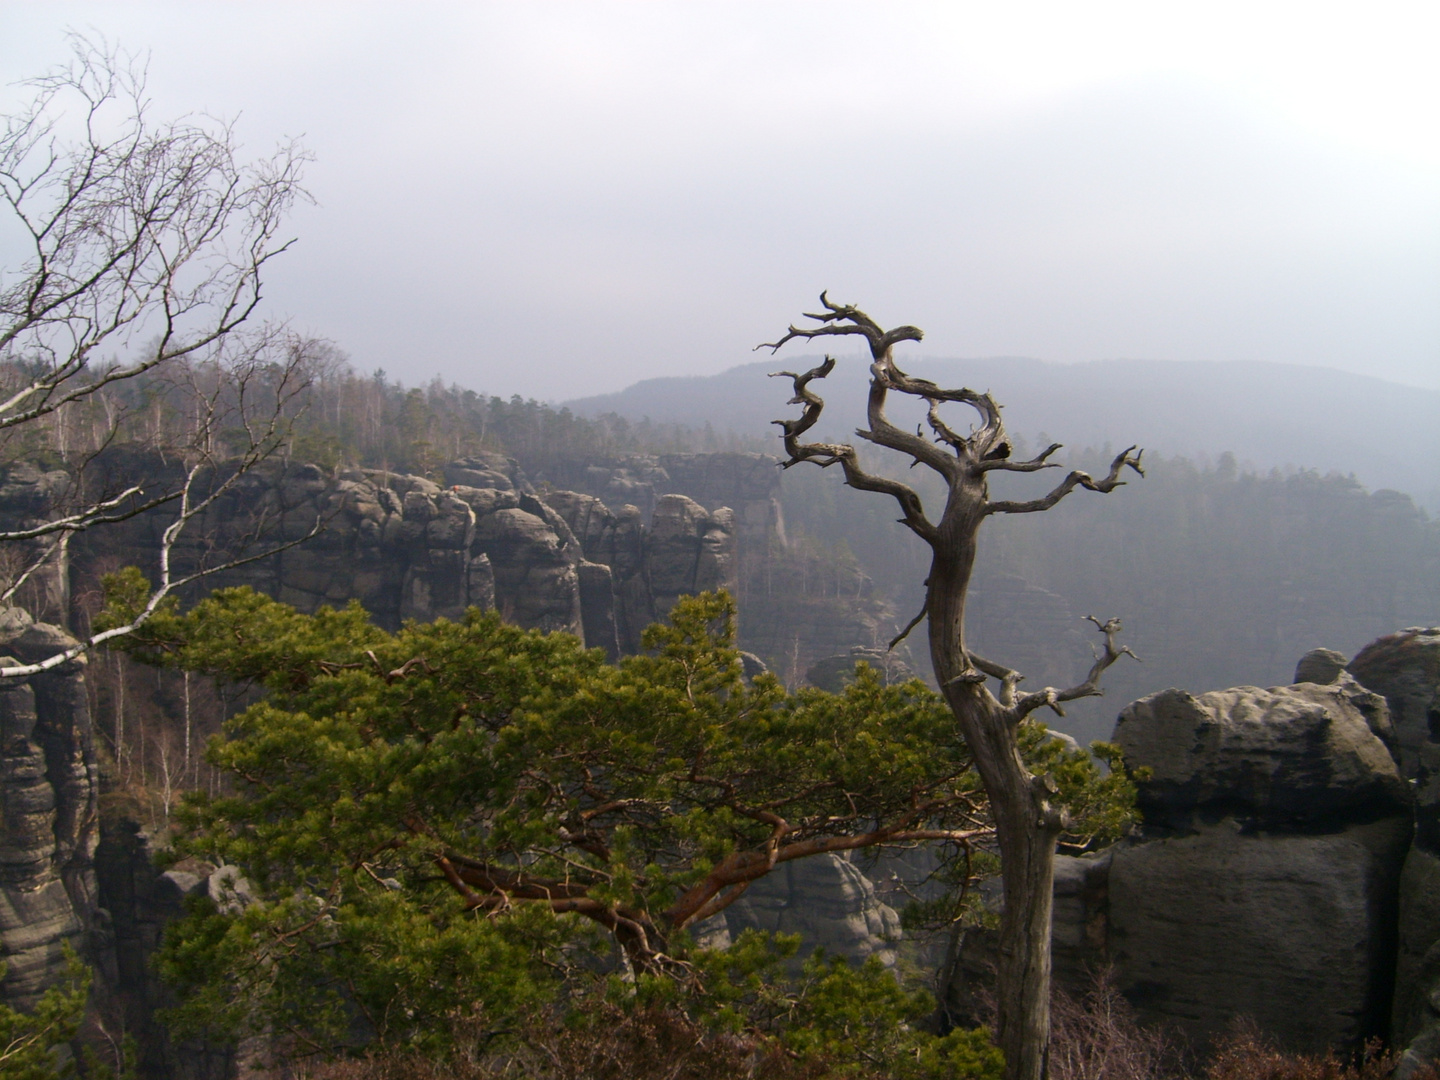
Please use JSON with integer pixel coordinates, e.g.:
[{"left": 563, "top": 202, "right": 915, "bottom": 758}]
[{"left": 762, "top": 294, "right": 1143, "bottom": 1080}]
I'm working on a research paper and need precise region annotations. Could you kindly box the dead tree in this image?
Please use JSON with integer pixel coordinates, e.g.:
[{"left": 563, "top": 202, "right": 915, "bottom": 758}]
[
  {"left": 0, "top": 35, "right": 314, "bottom": 671},
  {"left": 761, "top": 294, "right": 1141, "bottom": 1080}
]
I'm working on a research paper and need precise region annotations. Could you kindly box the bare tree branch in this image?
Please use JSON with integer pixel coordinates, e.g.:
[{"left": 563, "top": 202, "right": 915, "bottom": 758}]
[
  {"left": 978, "top": 442, "right": 1063, "bottom": 474},
  {"left": 0, "top": 486, "right": 163, "bottom": 542},
  {"left": 756, "top": 289, "right": 923, "bottom": 356},
  {"left": 1011, "top": 616, "right": 1140, "bottom": 720},
  {"left": 0, "top": 337, "right": 324, "bottom": 678},
  {"left": 0, "top": 35, "right": 313, "bottom": 674},
  {"left": 768, "top": 356, "right": 937, "bottom": 543},
  {"left": 888, "top": 598, "right": 928, "bottom": 650},
  {"left": 987, "top": 446, "right": 1145, "bottom": 515},
  {"left": 0, "top": 36, "right": 309, "bottom": 433}
]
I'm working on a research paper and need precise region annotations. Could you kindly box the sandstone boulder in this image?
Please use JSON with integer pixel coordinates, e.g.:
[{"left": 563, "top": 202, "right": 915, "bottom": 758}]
[
  {"left": 1347, "top": 629, "right": 1440, "bottom": 1073},
  {"left": 1107, "top": 678, "right": 1413, "bottom": 1051},
  {"left": 722, "top": 854, "right": 900, "bottom": 969},
  {"left": 1349, "top": 627, "right": 1440, "bottom": 780},
  {"left": 1113, "top": 680, "right": 1409, "bottom": 833},
  {"left": 443, "top": 452, "right": 523, "bottom": 491},
  {"left": 1108, "top": 819, "right": 1409, "bottom": 1051},
  {"left": 1296, "top": 647, "right": 1349, "bottom": 686}
]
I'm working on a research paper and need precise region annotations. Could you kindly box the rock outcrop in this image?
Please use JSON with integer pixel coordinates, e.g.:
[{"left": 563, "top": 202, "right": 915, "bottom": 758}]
[
  {"left": 539, "top": 488, "right": 737, "bottom": 655},
  {"left": 1345, "top": 628, "right": 1440, "bottom": 1077},
  {"left": 947, "top": 666, "right": 1418, "bottom": 1055},
  {"left": 0, "top": 612, "right": 99, "bottom": 1011},
  {"left": 805, "top": 647, "right": 918, "bottom": 693},
  {"left": 1114, "top": 679, "right": 1406, "bottom": 835},
  {"left": 67, "top": 454, "right": 737, "bottom": 658},
  {"left": 1349, "top": 628, "right": 1440, "bottom": 781},
  {"left": 721, "top": 854, "right": 901, "bottom": 970},
  {"left": 94, "top": 819, "right": 238, "bottom": 1080},
  {"left": 529, "top": 452, "right": 904, "bottom": 679},
  {"left": 1104, "top": 678, "right": 1412, "bottom": 1051},
  {"left": 0, "top": 448, "right": 904, "bottom": 684},
  {"left": 534, "top": 452, "right": 783, "bottom": 540}
]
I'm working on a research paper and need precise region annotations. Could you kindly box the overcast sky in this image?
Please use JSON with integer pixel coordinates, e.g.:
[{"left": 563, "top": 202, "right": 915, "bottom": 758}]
[{"left": 3, "top": 2, "right": 1437, "bottom": 399}]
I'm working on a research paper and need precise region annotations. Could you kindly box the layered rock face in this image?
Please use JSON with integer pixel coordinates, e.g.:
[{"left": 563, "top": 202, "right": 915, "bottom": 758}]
[
  {"left": 7, "top": 447, "right": 901, "bottom": 681},
  {"left": 1346, "top": 629, "right": 1440, "bottom": 1076},
  {"left": 93, "top": 821, "right": 238, "bottom": 1080},
  {"left": 69, "top": 454, "right": 737, "bottom": 657},
  {"left": 532, "top": 452, "right": 904, "bottom": 678},
  {"left": 1106, "top": 678, "right": 1412, "bottom": 1051},
  {"left": 541, "top": 488, "right": 735, "bottom": 656},
  {"left": 0, "top": 611, "right": 98, "bottom": 1011}
]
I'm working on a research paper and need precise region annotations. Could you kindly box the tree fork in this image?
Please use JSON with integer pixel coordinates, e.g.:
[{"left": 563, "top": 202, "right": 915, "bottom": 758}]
[{"left": 762, "top": 294, "right": 1141, "bottom": 1080}]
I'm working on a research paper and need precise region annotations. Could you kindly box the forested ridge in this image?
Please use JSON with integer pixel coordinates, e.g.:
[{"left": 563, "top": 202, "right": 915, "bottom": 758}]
[{"left": 17, "top": 351, "right": 1437, "bottom": 745}]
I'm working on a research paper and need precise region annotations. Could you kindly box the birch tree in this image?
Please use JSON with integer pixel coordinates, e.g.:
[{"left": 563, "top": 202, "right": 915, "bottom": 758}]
[{"left": 0, "top": 36, "right": 315, "bottom": 674}]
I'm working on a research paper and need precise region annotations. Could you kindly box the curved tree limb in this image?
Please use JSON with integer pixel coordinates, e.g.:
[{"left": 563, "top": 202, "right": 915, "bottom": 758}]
[
  {"left": 769, "top": 358, "right": 938, "bottom": 543},
  {"left": 987, "top": 447, "right": 1145, "bottom": 515},
  {"left": 664, "top": 819, "right": 991, "bottom": 931},
  {"left": 888, "top": 598, "right": 928, "bottom": 650},
  {"left": 966, "top": 652, "right": 1026, "bottom": 707},
  {"left": 979, "top": 442, "right": 1064, "bottom": 474},
  {"left": 1011, "top": 616, "right": 1140, "bottom": 720},
  {"left": 756, "top": 290, "right": 923, "bottom": 356}
]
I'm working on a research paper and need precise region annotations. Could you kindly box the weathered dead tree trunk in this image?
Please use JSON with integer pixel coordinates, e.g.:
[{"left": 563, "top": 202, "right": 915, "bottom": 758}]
[{"left": 761, "top": 295, "right": 1141, "bottom": 1080}]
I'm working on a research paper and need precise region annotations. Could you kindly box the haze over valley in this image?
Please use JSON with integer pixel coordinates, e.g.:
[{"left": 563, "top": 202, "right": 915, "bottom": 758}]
[{"left": 2, "top": 5, "right": 1438, "bottom": 1077}]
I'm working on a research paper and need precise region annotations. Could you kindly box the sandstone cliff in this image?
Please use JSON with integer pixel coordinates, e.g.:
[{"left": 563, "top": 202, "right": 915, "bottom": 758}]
[
  {"left": 945, "top": 630, "right": 1440, "bottom": 1068},
  {"left": 0, "top": 611, "right": 98, "bottom": 1011}
]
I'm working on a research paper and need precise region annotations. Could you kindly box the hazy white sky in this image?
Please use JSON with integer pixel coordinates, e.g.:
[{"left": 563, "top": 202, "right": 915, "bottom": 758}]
[{"left": 3, "top": 2, "right": 1437, "bottom": 399}]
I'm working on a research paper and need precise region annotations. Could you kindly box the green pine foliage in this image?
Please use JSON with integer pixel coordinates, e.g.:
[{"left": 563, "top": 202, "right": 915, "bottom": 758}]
[
  {"left": 0, "top": 950, "right": 90, "bottom": 1080},
  {"left": 103, "top": 584, "right": 1138, "bottom": 1071}
]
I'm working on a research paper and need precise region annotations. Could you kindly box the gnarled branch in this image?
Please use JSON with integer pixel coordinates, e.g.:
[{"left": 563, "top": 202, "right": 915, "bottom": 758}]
[
  {"left": 888, "top": 598, "right": 928, "bottom": 650},
  {"left": 756, "top": 290, "right": 923, "bottom": 357},
  {"left": 987, "top": 446, "right": 1144, "bottom": 515},
  {"left": 769, "top": 357, "right": 938, "bottom": 543},
  {"left": 1011, "top": 616, "right": 1140, "bottom": 720},
  {"left": 979, "top": 442, "right": 1064, "bottom": 474}
]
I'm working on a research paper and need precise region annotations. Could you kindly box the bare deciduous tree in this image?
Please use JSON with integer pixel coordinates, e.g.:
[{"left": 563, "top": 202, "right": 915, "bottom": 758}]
[
  {"left": 0, "top": 36, "right": 316, "bottom": 674},
  {"left": 762, "top": 294, "right": 1142, "bottom": 1080}
]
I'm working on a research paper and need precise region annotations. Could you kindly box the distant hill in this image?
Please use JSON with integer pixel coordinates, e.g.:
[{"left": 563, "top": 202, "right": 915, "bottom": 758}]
[{"left": 566, "top": 357, "right": 1440, "bottom": 513}]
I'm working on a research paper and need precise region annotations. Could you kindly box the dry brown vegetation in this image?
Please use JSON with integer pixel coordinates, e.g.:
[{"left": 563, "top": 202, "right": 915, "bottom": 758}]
[
  {"left": 290, "top": 980, "right": 1440, "bottom": 1080},
  {"left": 1047, "top": 971, "right": 1436, "bottom": 1080},
  {"left": 295, "top": 1003, "right": 826, "bottom": 1080}
]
